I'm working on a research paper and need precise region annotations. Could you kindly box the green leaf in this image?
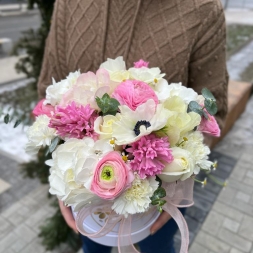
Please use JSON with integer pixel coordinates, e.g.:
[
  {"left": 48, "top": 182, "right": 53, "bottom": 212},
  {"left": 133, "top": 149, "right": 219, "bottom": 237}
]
[
  {"left": 155, "top": 176, "right": 162, "bottom": 188},
  {"left": 49, "top": 137, "right": 60, "bottom": 153},
  {"left": 158, "top": 199, "right": 167, "bottom": 206},
  {"left": 201, "top": 88, "right": 216, "bottom": 101},
  {"left": 4, "top": 114, "right": 10, "bottom": 124},
  {"left": 204, "top": 99, "right": 218, "bottom": 115},
  {"left": 187, "top": 101, "right": 203, "bottom": 116},
  {"left": 151, "top": 199, "right": 160, "bottom": 205},
  {"left": 150, "top": 188, "right": 166, "bottom": 202},
  {"left": 96, "top": 93, "right": 120, "bottom": 116},
  {"left": 14, "top": 119, "right": 22, "bottom": 128},
  {"left": 151, "top": 199, "right": 167, "bottom": 207}
]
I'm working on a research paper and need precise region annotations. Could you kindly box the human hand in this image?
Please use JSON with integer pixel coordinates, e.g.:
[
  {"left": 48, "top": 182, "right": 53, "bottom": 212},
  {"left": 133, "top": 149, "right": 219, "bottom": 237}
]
[
  {"left": 58, "top": 200, "right": 79, "bottom": 234},
  {"left": 150, "top": 211, "right": 171, "bottom": 235}
]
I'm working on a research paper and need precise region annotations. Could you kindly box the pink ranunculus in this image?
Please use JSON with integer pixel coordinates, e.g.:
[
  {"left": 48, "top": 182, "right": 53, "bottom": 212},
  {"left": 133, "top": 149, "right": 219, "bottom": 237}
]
[
  {"left": 112, "top": 80, "right": 159, "bottom": 110},
  {"left": 134, "top": 59, "right": 149, "bottom": 68},
  {"left": 198, "top": 111, "right": 221, "bottom": 137},
  {"left": 33, "top": 99, "right": 54, "bottom": 117},
  {"left": 90, "top": 151, "right": 134, "bottom": 200}
]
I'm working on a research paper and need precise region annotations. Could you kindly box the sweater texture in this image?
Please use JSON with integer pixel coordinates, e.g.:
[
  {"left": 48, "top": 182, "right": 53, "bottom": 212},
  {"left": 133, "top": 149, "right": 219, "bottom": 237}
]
[{"left": 38, "top": 0, "right": 228, "bottom": 128}]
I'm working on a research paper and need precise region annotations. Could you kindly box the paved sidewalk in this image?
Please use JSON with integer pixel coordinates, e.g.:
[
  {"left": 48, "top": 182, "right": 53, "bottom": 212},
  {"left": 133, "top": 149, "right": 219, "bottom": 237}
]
[
  {"left": 189, "top": 95, "right": 253, "bottom": 253},
  {"left": 225, "top": 9, "right": 253, "bottom": 25}
]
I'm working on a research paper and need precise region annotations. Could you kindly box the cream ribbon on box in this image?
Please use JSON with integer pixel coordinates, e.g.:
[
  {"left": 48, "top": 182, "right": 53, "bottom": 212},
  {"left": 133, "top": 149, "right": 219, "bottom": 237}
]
[{"left": 76, "top": 178, "right": 194, "bottom": 253}]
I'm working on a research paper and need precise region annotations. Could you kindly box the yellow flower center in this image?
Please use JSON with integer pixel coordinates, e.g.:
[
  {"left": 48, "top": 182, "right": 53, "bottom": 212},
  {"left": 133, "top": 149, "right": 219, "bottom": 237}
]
[{"left": 101, "top": 166, "right": 114, "bottom": 181}]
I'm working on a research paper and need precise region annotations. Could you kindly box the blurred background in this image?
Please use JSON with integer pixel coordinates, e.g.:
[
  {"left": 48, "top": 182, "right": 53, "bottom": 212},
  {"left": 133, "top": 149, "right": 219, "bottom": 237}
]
[{"left": 0, "top": 0, "right": 252, "bottom": 253}]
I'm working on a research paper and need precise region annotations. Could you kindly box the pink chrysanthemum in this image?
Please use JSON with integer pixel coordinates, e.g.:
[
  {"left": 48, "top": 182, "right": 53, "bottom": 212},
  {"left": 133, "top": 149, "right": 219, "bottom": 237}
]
[
  {"left": 134, "top": 59, "right": 149, "bottom": 68},
  {"left": 49, "top": 102, "right": 98, "bottom": 140},
  {"left": 126, "top": 134, "right": 173, "bottom": 178}
]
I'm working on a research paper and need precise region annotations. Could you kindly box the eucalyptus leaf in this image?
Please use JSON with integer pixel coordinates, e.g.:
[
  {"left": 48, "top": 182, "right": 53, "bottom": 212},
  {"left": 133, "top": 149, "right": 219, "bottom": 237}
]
[
  {"left": 204, "top": 99, "right": 218, "bottom": 115},
  {"left": 187, "top": 101, "right": 203, "bottom": 116},
  {"left": 203, "top": 110, "right": 209, "bottom": 120},
  {"left": 49, "top": 137, "right": 60, "bottom": 153},
  {"left": 202, "top": 88, "right": 216, "bottom": 101},
  {"left": 4, "top": 114, "right": 10, "bottom": 124}
]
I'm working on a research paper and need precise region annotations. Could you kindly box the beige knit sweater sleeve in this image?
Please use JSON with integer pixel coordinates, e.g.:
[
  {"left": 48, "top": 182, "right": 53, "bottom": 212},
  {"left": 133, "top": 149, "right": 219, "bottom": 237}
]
[
  {"left": 188, "top": 1, "right": 228, "bottom": 129},
  {"left": 37, "top": 0, "right": 67, "bottom": 99}
]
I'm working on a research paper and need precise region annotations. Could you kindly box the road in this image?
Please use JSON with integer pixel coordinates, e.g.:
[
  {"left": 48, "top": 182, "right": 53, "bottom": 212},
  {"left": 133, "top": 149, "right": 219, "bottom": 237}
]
[{"left": 0, "top": 13, "right": 41, "bottom": 45}]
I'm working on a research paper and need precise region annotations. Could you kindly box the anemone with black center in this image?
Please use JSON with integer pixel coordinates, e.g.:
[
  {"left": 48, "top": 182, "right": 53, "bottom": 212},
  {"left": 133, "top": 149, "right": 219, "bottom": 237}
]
[{"left": 133, "top": 120, "right": 151, "bottom": 136}]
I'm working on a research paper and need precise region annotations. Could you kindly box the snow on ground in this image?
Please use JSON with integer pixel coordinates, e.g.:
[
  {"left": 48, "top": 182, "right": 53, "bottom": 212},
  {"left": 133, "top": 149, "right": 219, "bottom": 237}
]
[{"left": 0, "top": 79, "right": 34, "bottom": 163}]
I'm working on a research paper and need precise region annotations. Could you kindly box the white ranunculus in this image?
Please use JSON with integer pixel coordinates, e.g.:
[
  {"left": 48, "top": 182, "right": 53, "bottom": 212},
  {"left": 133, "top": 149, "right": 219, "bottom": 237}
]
[
  {"left": 128, "top": 67, "right": 165, "bottom": 84},
  {"left": 112, "top": 175, "right": 158, "bottom": 216},
  {"left": 158, "top": 147, "right": 195, "bottom": 183},
  {"left": 47, "top": 138, "right": 113, "bottom": 209},
  {"left": 25, "top": 115, "right": 56, "bottom": 155},
  {"left": 112, "top": 99, "right": 170, "bottom": 145},
  {"left": 179, "top": 131, "right": 213, "bottom": 174},
  {"left": 94, "top": 115, "right": 121, "bottom": 139},
  {"left": 100, "top": 56, "right": 130, "bottom": 82},
  {"left": 163, "top": 83, "right": 198, "bottom": 104}
]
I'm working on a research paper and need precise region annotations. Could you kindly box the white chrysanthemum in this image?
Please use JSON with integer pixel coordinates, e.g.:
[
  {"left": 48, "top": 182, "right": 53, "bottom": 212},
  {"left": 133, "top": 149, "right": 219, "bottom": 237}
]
[
  {"left": 47, "top": 138, "right": 113, "bottom": 211},
  {"left": 25, "top": 115, "right": 56, "bottom": 155},
  {"left": 100, "top": 56, "right": 130, "bottom": 82},
  {"left": 112, "top": 99, "right": 170, "bottom": 145},
  {"left": 112, "top": 175, "right": 158, "bottom": 216},
  {"left": 159, "top": 83, "right": 198, "bottom": 104},
  {"left": 128, "top": 66, "right": 165, "bottom": 84},
  {"left": 179, "top": 131, "right": 213, "bottom": 174}
]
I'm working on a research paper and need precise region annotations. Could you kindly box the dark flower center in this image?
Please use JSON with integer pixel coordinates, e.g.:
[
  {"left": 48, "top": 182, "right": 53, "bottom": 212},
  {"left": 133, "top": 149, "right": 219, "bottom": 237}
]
[{"left": 134, "top": 120, "right": 151, "bottom": 136}]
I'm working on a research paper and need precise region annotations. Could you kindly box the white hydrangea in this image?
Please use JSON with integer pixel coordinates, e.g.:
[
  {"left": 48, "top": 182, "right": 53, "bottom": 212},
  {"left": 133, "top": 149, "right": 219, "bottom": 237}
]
[
  {"left": 47, "top": 138, "right": 113, "bottom": 211},
  {"left": 179, "top": 131, "right": 213, "bottom": 174},
  {"left": 25, "top": 115, "right": 56, "bottom": 155},
  {"left": 112, "top": 175, "right": 159, "bottom": 216}
]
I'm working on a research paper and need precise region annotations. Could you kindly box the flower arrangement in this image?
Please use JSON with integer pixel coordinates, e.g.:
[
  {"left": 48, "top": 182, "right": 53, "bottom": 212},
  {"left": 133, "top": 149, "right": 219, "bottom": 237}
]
[{"left": 26, "top": 57, "right": 221, "bottom": 252}]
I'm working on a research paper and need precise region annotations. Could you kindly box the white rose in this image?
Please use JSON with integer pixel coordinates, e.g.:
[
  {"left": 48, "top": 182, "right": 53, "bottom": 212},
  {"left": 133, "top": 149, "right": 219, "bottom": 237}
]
[
  {"left": 94, "top": 115, "right": 120, "bottom": 139},
  {"left": 158, "top": 147, "right": 195, "bottom": 183}
]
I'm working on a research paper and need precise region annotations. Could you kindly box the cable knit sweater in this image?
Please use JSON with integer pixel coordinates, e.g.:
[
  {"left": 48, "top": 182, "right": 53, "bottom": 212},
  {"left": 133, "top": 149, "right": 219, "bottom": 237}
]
[{"left": 38, "top": 0, "right": 228, "bottom": 128}]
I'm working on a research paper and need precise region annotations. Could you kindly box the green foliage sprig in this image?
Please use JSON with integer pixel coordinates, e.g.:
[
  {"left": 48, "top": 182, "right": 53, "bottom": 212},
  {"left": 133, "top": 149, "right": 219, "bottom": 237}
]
[
  {"left": 187, "top": 88, "right": 218, "bottom": 118},
  {"left": 96, "top": 93, "right": 120, "bottom": 116},
  {"left": 150, "top": 177, "right": 167, "bottom": 212}
]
